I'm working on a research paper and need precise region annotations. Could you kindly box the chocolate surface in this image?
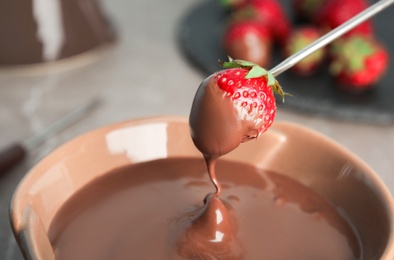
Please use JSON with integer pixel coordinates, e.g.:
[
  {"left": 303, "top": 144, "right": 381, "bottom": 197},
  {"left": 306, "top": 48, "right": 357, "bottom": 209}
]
[{"left": 48, "top": 158, "right": 361, "bottom": 259}]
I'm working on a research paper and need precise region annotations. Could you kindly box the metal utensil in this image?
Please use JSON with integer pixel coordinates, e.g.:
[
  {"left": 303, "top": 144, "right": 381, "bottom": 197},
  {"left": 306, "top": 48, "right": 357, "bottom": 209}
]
[
  {"left": 270, "top": 0, "right": 394, "bottom": 77},
  {"left": 0, "top": 98, "right": 100, "bottom": 175}
]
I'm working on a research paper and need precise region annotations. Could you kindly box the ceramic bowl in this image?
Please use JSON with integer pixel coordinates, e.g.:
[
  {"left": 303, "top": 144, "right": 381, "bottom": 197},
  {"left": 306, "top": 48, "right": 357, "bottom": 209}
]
[{"left": 9, "top": 116, "right": 394, "bottom": 259}]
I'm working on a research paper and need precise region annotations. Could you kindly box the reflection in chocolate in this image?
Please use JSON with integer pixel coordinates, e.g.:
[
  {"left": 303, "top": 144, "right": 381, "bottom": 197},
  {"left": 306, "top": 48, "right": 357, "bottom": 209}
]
[
  {"left": 48, "top": 158, "right": 361, "bottom": 259},
  {"left": 0, "top": 0, "right": 114, "bottom": 66}
]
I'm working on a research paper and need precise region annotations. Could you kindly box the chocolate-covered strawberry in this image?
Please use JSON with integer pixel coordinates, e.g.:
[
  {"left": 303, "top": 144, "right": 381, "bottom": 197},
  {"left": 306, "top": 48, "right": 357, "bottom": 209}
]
[
  {"left": 189, "top": 58, "right": 285, "bottom": 158},
  {"left": 315, "top": 0, "right": 373, "bottom": 37},
  {"left": 329, "top": 36, "right": 388, "bottom": 91},
  {"left": 224, "top": 20, "right": 272, "bottom": 68},
  {"left": 232, "top": 0, "right": 291, "bottom": 43},
  {"left": 284, "top": 26, "right": 326, "bottom": 75}
]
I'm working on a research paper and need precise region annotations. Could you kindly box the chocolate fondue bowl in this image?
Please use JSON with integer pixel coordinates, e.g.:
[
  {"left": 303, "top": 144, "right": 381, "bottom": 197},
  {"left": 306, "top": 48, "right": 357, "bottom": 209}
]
[{"left": 9, "top": 116, "right": 394, "bottom": 259}]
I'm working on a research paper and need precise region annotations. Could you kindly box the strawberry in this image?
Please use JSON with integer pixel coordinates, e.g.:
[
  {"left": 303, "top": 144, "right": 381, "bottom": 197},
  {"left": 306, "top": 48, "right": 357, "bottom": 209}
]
[
  {"left": 189, "top": 58, "right": 285, "bottom": 158},
  {"left": 329, "top": 35, "right": 389, "bottom": 91},
  {"left": 294, "top": 0, "right": 327, "bottom": 22},
  {"left": 284, "top": 26, "right": 326, "bottom": 75},
  {"left": 223, "top": 20, "right": 272, "bottom": 68},
  {"left": 231, "top": 0, "right": 291, "bottom": 43},
  {"left": 314, "top": 0, "right": 373, "bottom": 37}
]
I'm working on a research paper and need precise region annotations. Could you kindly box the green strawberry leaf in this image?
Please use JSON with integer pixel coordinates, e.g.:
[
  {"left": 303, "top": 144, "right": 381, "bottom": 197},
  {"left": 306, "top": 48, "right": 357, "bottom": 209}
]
[
  {"left": 273, "top": 80, "right": 292, "bottom": 103},
  {"left": 233, "top": 59, "right": 257, "bottom": 68},
  {"left": 272, "top": 81, "right": 284, "bottom": 102},
  {"left": 245, "top": 65, "right": 268, "bottom": 78},
  {"left": 267, "top": 72, "right": 275, "bottom": 86},
  {"left": 219, "top": 56, "right": 242, "bottom": 68},
  {"left": 219, "top": 57, "right": 259, "bottom": 70},
  {"left": 219, "top": 0, "right": 236, "bottom": 7},
  {"left": 219, "top": 60, "right": 242, "bottom": 68}
]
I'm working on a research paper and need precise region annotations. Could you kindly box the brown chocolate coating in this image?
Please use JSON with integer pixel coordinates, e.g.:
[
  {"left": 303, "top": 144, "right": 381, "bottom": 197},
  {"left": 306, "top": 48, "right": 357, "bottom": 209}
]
[
  {"left": 189, "top": 74, "right": 263, "bottom": 160},
  {"left": 48, "top": 158, "right": 361, "bottom": 259}
]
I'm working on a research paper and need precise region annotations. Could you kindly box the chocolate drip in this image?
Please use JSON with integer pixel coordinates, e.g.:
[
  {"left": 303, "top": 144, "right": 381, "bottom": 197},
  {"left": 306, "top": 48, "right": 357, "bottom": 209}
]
[
  {"left": 205, "top": 157, "right": 222, "bottom": 197},
  {"left": 176, "top": 195, "right": 243, "bottom": 259}
]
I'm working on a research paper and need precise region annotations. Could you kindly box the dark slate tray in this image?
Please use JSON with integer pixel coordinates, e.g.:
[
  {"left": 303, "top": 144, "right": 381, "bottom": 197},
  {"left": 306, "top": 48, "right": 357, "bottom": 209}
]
[{"left": 178, "top": 0, "right": 394, "bottom": 124}]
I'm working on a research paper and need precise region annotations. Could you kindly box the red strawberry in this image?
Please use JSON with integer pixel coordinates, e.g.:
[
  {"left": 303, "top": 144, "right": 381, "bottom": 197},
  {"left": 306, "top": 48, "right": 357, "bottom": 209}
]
[
  {"left": 231, "top": 0, "right": 291, "bottom": 43},
  {"left": 294, "top": 0, "right": 327, "bottom": 22},
  {"left": 314, "top": 0, "right": 373, "bottom": 37},
  {"left": 223, "top": 20, "right": 272, "bottom": 68},
  {"left": 329, "top": 36, "right": 389, "bottom": 91},
  {"left": 189, "top": 58, "right": 285, "bottom": 157},
  {"left": 284, "top": 26, "right": 326, "bottom": 75}
]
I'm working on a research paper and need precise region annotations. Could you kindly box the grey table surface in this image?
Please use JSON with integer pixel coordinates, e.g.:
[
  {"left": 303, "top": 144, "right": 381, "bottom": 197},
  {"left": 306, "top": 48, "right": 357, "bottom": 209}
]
[{"left": 1, "top": 0, "right": 394, "bottom": 259}]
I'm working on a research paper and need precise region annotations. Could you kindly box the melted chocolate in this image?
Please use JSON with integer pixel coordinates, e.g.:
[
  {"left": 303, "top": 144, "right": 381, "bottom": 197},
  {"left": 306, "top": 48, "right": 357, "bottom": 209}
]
[{"left": 48, "top": 158, "right": 361, "bottom": 259}]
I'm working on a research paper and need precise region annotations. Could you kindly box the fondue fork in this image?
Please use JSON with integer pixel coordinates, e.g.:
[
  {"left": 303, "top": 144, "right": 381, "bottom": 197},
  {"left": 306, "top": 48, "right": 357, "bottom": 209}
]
[
  {"left": 269, "top": 0, "right": 394, "bottom": 77},
  {"left": 0, "top": 98, "right": 100, "bottom": 175}
]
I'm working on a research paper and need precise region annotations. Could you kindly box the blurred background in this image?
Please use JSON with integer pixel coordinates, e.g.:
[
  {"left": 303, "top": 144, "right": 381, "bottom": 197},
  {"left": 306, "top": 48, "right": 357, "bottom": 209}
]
[{"left": 0, "top": 0, "right": 393, "bottom": 259}]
